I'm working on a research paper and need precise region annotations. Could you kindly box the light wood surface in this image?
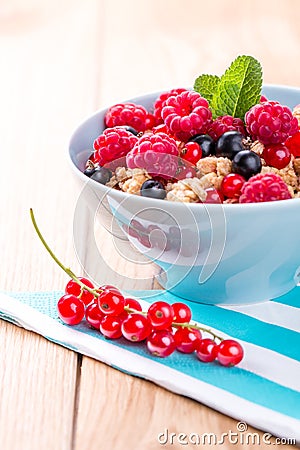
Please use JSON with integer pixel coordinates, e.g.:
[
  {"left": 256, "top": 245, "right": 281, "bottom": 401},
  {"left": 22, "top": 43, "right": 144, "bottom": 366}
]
[{"left": 1, "top": 0, "right": 299, "bottom": 449}]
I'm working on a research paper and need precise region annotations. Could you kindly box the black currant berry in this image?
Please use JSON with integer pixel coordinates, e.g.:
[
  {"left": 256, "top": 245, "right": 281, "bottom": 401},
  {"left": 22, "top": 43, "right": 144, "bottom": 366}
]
[
  {"left": 188, "top": 134, "right": 215, "bottom": 157},
  {"left": 215, "top": 131, "right": 244, "bottom": 159},
  {"left": 84, "top": 166, "right": 96, "bottom": 177},
  {"left": 232, "top": 150, "right": 262, "bottom": 179},
  {"left": 90, "top": 167, "right": 112, "bottom": 184},
  {"left": 140, "top": 180, "right": 166, "bottom": 199}
]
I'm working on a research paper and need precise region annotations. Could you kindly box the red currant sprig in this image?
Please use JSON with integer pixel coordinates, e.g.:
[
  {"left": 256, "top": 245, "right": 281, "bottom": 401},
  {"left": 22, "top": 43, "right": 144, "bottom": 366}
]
[{"left": 30, "top": 209, "right": 244, "bottom": 367}]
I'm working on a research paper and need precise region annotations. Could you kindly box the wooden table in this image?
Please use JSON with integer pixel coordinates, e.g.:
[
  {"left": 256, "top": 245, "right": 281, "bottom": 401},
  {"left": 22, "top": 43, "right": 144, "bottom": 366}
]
[{"left": 1, "top": 1, "right": 299, "bottom": 448}]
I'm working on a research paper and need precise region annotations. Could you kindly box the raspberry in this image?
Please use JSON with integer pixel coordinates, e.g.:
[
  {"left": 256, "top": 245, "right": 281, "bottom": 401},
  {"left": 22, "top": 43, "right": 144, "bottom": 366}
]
[
  {"left": 126, "top": 132, "right": 178, "bottom": 178},
  {"left": 161, "top": 90, "right": 212, "bottom": 142},
  {"left": 93, "top": 127, "right": 138, "bottom": 166},
  {"left": 153, "top": 88, "right": 186, "bottom": 125},
  {"left": 105, "top": 103, "right": 148, "bottom": 132},
  {"left": 208, "top": 115, "right": 246, "bottom": 141},
  {"left": 239, "top": 173, "right": 292, "bottom": 203},
  {"left": 245, "top": 101, "right": 298, "bottom": 145}
]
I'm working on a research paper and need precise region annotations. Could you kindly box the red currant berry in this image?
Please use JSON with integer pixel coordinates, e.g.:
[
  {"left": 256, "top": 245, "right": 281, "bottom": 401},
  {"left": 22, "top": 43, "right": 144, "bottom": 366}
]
[
  {"left": 181, "top": 142, "right": 202, "bottom": 165},
  {"left": 100, "top": 315, "right": 123, "bottom": 339},
  {"left": 147, "top": 301, "right": 174, "bottom": 330},
  {"left": 221, "top": 173, "right": 246, "bottom": 198},
  {"left": 217, "top": 339, "right": 244, "bottom": 366},
  {"left": 174, "top": 327, "right": 202, "bottom": 353},
  {"left": 57, "top": 294, "right": 85, "bottom": 325},
  {"left": 145, "top": 113, "right": 156, "bottom": 129},
  {"left": 152, "top": 124, "right": 169, "bottom": 134},
  {"left": 262, "top": 144, "right": 291, "bottom": 169},
  {"left": 196, "top": 338, "right": 218, "bottom": 362},
  {"left": 65, "top": 277, "right": 95, "bottom": 306},
  {"left": 286, "top": 131, "right": 300, "bottom": 157},
  {"left": 147, "top": 330, "right": 176, "bottom": 357},
  {"left": 124, "top": 298, "right": 142, "bottom": 312},
  {"left": 176, "top": 165, "right": 197, "bottom": 180},
  {"left": 205, "top": 188, "right": 224, "bottom": 204},
  {"left": 172, "top": 302, "right": 192, "bottom": 323},
  {"left": 85, "top": 303, "right": 104, "bottom": 329},
  {"left": 121, "top": 314, "right": 152, "bottom": 342},
  {"left": 98, "top": 290, "right": 125, "bottom": 316},
  {"left": 98, "top": 285, "right": 121, "bottom": 295}
]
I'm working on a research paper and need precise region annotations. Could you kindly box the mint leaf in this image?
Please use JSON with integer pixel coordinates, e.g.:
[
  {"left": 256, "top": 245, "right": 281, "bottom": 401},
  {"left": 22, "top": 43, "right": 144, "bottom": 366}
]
[
  {"left": 211, "top": 55, "right": 262, "bottom": 120},
  {"left": 193, "top": 74, "right": 220, "bottom": 104}
]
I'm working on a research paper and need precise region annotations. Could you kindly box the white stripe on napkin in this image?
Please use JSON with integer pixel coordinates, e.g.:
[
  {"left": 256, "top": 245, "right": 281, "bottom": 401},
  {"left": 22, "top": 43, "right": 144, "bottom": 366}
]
[{"left": 220, "top": 301, "right": 300, "bottom": 333}]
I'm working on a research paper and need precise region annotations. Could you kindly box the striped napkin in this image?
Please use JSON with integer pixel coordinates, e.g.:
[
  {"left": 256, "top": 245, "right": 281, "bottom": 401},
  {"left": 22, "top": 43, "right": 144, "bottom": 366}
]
[{"left": 0, "top": 288, "right": 299, "bottom": 443}]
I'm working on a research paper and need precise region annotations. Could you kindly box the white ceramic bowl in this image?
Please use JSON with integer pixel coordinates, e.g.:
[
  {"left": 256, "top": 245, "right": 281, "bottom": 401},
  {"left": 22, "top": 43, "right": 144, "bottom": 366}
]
[{"left": 69, "top": 85, "right": 300, "bottom": 305}]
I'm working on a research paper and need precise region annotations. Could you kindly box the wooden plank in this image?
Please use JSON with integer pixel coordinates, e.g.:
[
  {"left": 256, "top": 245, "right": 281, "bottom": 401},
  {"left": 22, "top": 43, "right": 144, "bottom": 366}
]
[
  {"left": 0, "top": 321, "right": 78, "bottom": 450},
  {"left": 74, "top": 358, "right": 296, "bottom": 450},
  {"left": 0, "top": 0, "right": 104, "bottom": 449}
]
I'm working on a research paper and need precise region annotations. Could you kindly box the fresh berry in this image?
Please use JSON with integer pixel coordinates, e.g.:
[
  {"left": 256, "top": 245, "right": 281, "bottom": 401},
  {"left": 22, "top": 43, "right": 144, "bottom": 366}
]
[
  {"left": 85, "top": 303, "right": 104, "bottom": 329},
  {"left": 285, "top": 131, "right": 300, "bottom": 157},
  {"left": 98, "top": 290, "right": 125, "bottom": 316},
  {"left": 84, "top": 161, "right": 96, "bottom": 177},
  {"left": 145, "top": 113, "right": 156, "bottom": 130},
  {"left": 245, "top": 101, "right": 298, "bottom": 145},
  {"left": 188, "top": 134, "right": 215, "bottom": 157},
  {"left": 152, "top": 124, "right": 170, "bottom": 135},
  {"left": 93, "top": 127, "right": 138, "bottom": 166},
  {"left": 105, "top": 103, "right": 148, "bottom": 132},
  {"left": 181, "top": 142, "right": 202, "bottom": 165},
  {"left": 57, "top": 294, "right": 85, "bottom": 325},
  {"left": 100, "top": 315, "right": 123, "bottom": 339},
  {"left": 121, "top": 314, "right": 152, "bottom": 341},
  {"left": 221, "top": 173, "right": 246, "bottom": 198},
  {"left": 204, "top": 188, "right": 224, "bottom": 204},
  {"left": 208, "top": 115, "right": 246, "bottom": 141},
  {"left": 98, "top": 285, "right": 121, "bottom": 295},
  {"left": 153, "top": 88, "right": 186, "bottom": 125},
  {"left": 215, "top": 131, "right": 245, "bottom": 159},
  {"left": 232, "top": 150, "right": 262, "bottom": 179},
  {"left": 176, "top": 163, "right": 197, "bottom": 180},
  {"left": 125, "top": 298, "right": 142, "bottom": 312},
  {"left": 147, "top": 301, "right": 174, "bottom": 330},
  {"left": 65, "top": 277, "right": 95, "bottom": 306},
  {"left": 172, "top": 302, "right": 192, "bottom": 323},
  {"left": 147, "top": 330, "right": 176, "bottom": 357},
  {"left": 260, "top": 95, "right": 268, "bottom": 103},
  {"left": 126, "top": 132, "right": 178, "bottom": 178},
  {"left": 90, "top": 167, "right": 112, "bottom": 185},
  {"left": 239, "top": 173, "right": 292, "bottom": 203},
  {"left": 217, "top": 339, "right": 244, "bottom": 366},
  {"left": 140, "top": 179, "right": 166, "bottom": 199},
  {"left": 161, "top": 90, "right": 212, "bottom": 142},
  {"left": 174, "top": 327, "right": 202, "bottom": 353},
  {"left": 196, "top": 338, "right": 218, "bottom": 362},
  {"left": 262, "top": 144, "right": 291, "bottom": 169}
]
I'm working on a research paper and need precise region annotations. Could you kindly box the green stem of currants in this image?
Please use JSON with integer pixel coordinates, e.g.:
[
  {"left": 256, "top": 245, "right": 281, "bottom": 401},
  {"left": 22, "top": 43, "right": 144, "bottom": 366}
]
[
  {"left": 30, "top": 208, "right": 223, "bottom": 342},
  {"left": 30, "top": 208, "right": 101, "bottom": 298}
]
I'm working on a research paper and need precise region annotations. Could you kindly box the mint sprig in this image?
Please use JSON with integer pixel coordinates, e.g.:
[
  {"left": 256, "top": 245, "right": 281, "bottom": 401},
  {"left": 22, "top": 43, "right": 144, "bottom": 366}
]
[
  {"left": 193, "top": 75, "right": 220, "bottom": 104},
  {"left": 193, "top": 55, "right": 263, "bottom": 120}
]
